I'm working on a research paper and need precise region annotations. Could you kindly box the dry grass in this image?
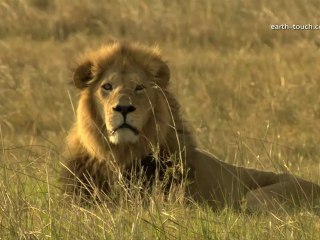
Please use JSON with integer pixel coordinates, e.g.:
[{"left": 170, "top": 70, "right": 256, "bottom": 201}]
[{"left": 1, "top": 0, "right": 320, "bottom": 239}]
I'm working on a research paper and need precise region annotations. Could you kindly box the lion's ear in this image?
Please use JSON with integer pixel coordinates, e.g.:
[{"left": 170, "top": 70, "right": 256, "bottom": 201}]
[
  {"left": 149, "top": 59, "right": 170, "bottom": 87},
  {"left": 73, "top": 61, "right": 93, "bottom": 89}
]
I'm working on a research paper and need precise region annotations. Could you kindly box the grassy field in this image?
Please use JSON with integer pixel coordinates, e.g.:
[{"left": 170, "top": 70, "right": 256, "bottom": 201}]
[{"left": 1, "top": 0, "right": 320, "bottom": 239}]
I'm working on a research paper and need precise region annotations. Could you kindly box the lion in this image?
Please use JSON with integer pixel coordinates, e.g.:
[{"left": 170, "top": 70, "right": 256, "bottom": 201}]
[{"left": 61, "top": 42, "right": 320, "bottom": 211}]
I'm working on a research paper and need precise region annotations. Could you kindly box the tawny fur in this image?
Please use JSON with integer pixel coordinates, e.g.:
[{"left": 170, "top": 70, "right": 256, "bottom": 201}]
[{"left": 62, "top": 42, "right": 320, "bottom": 211}]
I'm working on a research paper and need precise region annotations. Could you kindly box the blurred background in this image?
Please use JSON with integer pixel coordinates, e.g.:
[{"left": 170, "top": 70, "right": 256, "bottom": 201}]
[
  {"left": 1, "top": 0, "right": 320, "bottom": 238},
  {"left": 2, "top": 0, "right": 320, "bottom": 171},
  {"left": 0, "top": 0, "right": 320, "bottom": 171}
]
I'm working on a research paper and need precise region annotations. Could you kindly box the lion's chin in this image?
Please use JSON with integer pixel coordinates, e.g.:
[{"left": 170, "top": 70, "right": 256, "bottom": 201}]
[{"left": 108, "top": 128, "right": 139, "bottom": 145}]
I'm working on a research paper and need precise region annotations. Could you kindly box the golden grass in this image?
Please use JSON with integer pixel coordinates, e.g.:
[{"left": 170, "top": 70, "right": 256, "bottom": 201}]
[{"left": 1, "top": 0, "right": 320, "bottom": 239}]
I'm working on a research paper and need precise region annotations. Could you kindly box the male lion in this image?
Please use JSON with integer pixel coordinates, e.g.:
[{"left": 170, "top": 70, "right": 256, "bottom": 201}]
[{"left": 62, "top": 42, "right": 320, "bottom": 211}]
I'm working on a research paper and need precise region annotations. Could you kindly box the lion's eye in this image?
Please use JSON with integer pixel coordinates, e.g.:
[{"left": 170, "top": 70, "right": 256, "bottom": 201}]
[
  {"left": 102, "top": 83, "right": 113, "bottom": 91},
  {"left": 135, "top": 84, "right": 145, "bottom": 92}
]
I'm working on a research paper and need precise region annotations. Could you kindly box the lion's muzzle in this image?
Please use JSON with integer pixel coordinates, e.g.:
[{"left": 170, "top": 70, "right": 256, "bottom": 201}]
[
  {"left": 107, "top": 104, "right": 140, "bottom": 144},
  {"left": 112, "top": 104, "right": 139, "bottom": 134}
]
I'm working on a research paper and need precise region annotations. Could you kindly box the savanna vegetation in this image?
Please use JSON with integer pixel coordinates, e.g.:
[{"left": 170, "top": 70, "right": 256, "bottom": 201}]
[{"left": 1, "top": 0, "right": 320, "bottom": 239}]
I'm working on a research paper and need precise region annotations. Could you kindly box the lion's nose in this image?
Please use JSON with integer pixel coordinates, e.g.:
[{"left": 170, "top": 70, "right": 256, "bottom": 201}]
[{"left": 113, "top": 105, "right": 136, "bottom": 116}]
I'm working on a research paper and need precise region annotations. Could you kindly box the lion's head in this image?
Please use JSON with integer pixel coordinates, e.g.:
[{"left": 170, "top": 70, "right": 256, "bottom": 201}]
[
  {"left": 63, "top": 42, "right": 196, "bottom": 199},
  {"left": 70, "top": 42, "right": 185, "bottom": 165}
]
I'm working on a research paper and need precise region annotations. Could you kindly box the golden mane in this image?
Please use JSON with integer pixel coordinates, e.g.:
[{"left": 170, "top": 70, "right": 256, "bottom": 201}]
[
  {"left": 70, "top": 42, "right": 194, "bottom": 162},
  {"left": 62, "top": 42, "right": 195, "bottom": 198}
]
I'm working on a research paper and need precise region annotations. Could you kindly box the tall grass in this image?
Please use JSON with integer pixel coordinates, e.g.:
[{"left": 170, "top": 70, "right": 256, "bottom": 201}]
[{"left": 1, "top": 0, "right": 320, "bottom": 239}]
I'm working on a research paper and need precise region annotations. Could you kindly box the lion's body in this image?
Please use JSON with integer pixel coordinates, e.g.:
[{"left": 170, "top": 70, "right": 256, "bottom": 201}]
[{"left": 62, "top": 42, "right": 320, "bottom": 211}]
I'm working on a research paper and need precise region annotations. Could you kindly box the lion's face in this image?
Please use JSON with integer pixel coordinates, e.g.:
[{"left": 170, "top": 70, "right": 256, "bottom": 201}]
[
  {"left": 73, "top": 43, "right": 170, "bottom": 147},
  {"left": 95, "top": 64, "right": 157, "bottom": 144}
]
